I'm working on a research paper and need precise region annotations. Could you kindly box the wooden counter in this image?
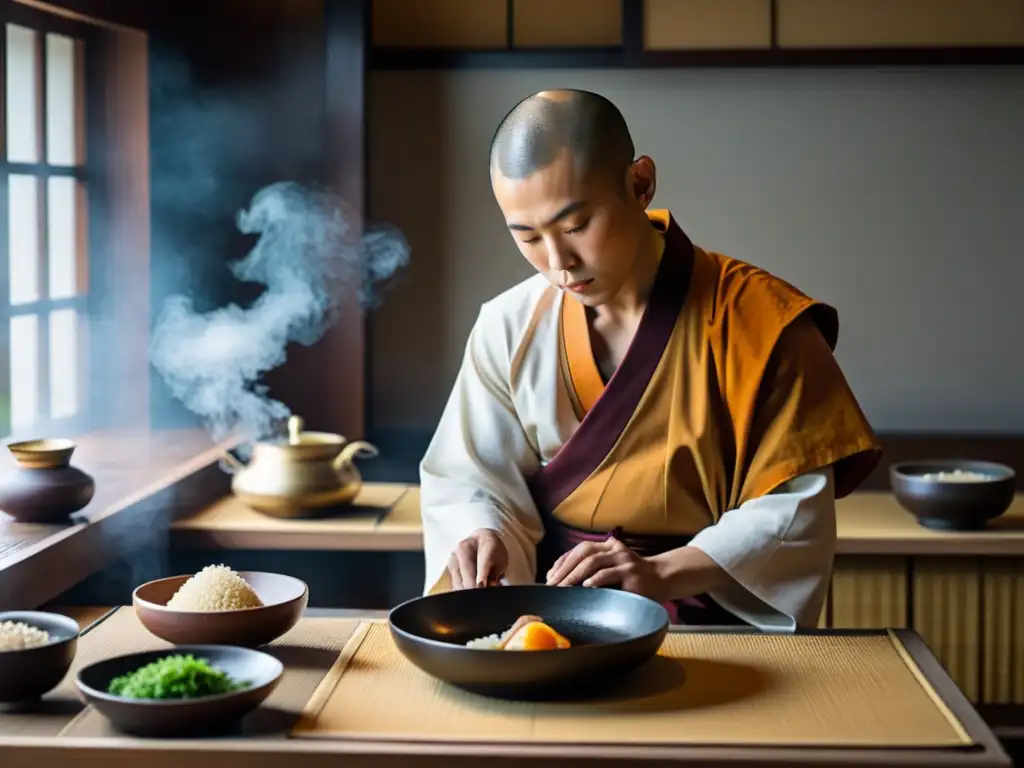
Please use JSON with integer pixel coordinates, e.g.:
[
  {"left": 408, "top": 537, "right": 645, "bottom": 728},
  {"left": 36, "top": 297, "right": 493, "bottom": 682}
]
[
  {"left": 170, "top": 483, "right": 423, "bottom": 551},
  {"left": 171, "top": 485, "right": 1024, "bottom": 556},
  {"left": 0, "top": 606, "right": 1011, "bottom": 767},
  {"left": 0, "top": 428, "right": 235, "bottom": 611}
]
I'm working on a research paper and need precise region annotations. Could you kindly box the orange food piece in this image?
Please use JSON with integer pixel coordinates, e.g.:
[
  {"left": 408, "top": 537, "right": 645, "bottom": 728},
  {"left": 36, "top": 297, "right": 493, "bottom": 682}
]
[{"left": 505, "top": 621, "right": 571, "bottom": 651}]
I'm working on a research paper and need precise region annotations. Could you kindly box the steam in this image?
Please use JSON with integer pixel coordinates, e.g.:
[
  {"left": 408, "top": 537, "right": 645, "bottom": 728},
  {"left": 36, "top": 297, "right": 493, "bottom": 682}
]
[{"left": 149, "top": 181, "right": 410, "bottom": 444}]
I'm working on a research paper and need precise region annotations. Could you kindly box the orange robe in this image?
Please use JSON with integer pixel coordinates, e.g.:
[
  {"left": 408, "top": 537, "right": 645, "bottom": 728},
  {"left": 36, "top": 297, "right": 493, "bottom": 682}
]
[{"left": 533, "top": 209, "right": 880, "bottom": 533}]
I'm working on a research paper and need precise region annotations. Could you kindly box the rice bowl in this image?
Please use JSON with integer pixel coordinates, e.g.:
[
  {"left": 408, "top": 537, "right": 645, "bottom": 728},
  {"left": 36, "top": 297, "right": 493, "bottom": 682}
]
[
  {"left": 0, "top": 611, "right": 80, "bottom": 703},
  {"left": 133, "top": 571, "right": 308, "bottom": 647}
]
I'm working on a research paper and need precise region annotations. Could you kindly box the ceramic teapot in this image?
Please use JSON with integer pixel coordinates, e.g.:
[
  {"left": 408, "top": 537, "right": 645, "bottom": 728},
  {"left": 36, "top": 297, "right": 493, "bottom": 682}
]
[{"left": 223, "top": 415, "right": 379, "bottom": 519}]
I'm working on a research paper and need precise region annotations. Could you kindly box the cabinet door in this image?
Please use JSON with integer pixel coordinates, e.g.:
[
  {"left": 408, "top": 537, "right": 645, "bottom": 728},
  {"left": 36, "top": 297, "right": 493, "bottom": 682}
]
[
  {"left": 513, "top": 0, "right": 622, "bottom": 47},
  {"left": 830, "top": 556, "right": 910, "bottom": 629},
  {"left": 644, "top": 0, "right": 772, "bottom": 50},
  {"left": 777, "top": 0, "right": 1024, "bottom": 48},
  {"left": 373, "top": 0, "right": 508, "bottom": 48},
  {"left": 914, "top": 558, "right": 983, "bottom": 703},
  {"left": 981, "top": 557, "right": 1024, "bottom": 705}
]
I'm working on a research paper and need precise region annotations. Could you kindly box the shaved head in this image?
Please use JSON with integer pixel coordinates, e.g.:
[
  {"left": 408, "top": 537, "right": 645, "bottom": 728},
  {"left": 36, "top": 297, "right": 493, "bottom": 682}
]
[{"left": 489, "top": 89, "right": 635, "bottom": 183}]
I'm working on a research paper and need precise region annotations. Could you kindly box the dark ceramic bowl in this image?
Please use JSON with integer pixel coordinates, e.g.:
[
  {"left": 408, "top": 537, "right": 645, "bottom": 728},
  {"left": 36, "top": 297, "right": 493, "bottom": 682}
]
[
  {"left": 388, "top": 585, "right": 670, "bottom": 699},
  {"left": 0, "top": 611, "right": 80, "bottom": 704},
  {"left": 133, "top": 572, "right": 308, "bottom": 648},
  {"left": 890, "top": 460, "right": 1016, "bottom": 531},
  {"left": 75, "top": 645, "right": 282, "bottom": 737}
]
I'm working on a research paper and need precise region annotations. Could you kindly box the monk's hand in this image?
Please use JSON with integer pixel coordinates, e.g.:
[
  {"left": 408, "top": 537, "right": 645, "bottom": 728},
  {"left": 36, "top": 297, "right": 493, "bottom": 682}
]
[
  {"left": 546, "top": 539, "right": 667, "bottom": 602},
  {"left": 448, "top": 528, "right": 508, "bottom": 590}
]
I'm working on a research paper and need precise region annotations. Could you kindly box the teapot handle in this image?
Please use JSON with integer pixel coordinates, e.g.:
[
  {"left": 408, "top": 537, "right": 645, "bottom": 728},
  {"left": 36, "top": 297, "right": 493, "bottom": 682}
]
[
  {"left": 333, "top": 440, "right": 380, "bottom": 472},
  {"left": 219, "top": 449, "right": 249, "bottom": 475}
]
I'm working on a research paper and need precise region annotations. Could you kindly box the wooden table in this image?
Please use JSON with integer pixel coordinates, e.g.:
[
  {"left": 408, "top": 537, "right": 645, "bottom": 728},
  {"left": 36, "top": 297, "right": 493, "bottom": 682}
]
[{"left": 0, "top": 607, "right": 1012, "bottom": 767}]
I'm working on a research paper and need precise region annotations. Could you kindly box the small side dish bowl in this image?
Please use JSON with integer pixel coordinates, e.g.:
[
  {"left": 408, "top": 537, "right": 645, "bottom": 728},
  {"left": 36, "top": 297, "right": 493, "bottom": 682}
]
[
  {"left": 0, "top": 611, "right": 80, "bottom": 704},
  {"left": 890, "top": 460, "right": 1016, "bottom": 531},
  {"left": 75, "top": 645, "right": 283, "bottom": 737},
  {"left": 133, "top": 571, "right": 308, "bottom": 648}
]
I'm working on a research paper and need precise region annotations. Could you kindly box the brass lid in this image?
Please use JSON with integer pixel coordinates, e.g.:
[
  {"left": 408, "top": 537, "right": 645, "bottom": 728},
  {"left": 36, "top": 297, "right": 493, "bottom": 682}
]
[
  {"left": 255, "top": 416, "right": 346, "bottom": 461},
  {"left": 7, "top": 438, "right": 76, "bottom": 469}
]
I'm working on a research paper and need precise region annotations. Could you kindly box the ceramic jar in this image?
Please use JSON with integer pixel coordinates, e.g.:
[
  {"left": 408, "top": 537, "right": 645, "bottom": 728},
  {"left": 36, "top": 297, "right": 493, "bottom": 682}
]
[{"left": 0, "top": 439, "right": 95, "bottom": 523}]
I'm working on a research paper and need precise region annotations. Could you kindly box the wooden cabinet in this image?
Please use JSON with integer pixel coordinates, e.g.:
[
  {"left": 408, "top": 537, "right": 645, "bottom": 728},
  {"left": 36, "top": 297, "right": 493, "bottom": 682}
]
[
  {"left": 828, "top": 554, "right": 1024, "bottom": 708},
  {"left": 372, "top": 0, "right": 507, "bottom": 48},
  {"left": 981, "top": 558, "right": 1024, "bottom": 705},
  {"left": 371, "top": 0, "right": 621, "bottom": 49},
  {"left": 776, "top": 0, "right": 1024, "bottom": 48},
  {"left": 514, "top": 0, "right": 621, "bottom": 47},
  {"left": 370, "top": 0, "right": 1024, "bottom": 67},
  {"left": 829, "top": 556, "right": 909, "bottom": 629},
  {"left": 644, "top": 0, "right": 771, "bottom": 50}
]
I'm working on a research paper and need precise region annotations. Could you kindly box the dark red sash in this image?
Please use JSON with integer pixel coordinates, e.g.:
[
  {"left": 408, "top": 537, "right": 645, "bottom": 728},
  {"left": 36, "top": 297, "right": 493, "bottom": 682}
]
[{"left": 535, "top": 514, "right": 748, "bottom": 627}]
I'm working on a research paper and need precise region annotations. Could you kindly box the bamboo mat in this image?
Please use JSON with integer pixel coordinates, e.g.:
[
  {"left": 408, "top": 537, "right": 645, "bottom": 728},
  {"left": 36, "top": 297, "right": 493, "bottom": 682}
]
[
  {"left": 292, "top": 621, "right": 974, "bottom": 749},
  {"left": 56, "top": 607, "right": 357, "bottom": 738}
]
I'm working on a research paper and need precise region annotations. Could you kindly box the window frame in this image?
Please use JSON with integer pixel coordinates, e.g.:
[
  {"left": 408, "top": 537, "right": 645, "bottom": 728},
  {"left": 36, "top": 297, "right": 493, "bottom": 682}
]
[{"left": 1, "top": 2, "right": 102, "bottom": 440}]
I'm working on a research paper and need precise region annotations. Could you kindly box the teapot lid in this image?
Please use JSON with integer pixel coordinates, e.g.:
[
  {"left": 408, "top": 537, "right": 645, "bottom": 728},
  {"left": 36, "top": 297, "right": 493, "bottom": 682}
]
[{"left": 255, "top": 415, "right": 345, "bottom": 460}]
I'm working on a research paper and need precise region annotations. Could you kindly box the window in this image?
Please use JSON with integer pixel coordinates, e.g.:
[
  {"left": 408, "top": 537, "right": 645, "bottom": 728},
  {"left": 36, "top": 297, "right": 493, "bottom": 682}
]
[{"left": 1, "top": 9, "right": 91, "bottom": 439}]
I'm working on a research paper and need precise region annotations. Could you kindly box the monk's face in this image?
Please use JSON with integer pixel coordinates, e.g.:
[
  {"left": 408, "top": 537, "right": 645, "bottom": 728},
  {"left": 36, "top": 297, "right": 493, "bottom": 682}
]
[{"left": 491, "top": 148, "right": 657, "bottom": 307}]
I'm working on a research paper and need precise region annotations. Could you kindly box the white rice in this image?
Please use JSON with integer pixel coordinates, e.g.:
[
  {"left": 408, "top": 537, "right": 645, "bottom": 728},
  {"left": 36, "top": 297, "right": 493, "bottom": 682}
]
[
  {"left": 0, "top": 620, "right": 52, "bottom": 651},
  {"left": 465, "top": 632, "right": 504, "bottom": 650},
  {"left": 165, "top": 564, "right": 264, "bottom": 612},
  {"left": 919, "top": 469, "right": 996, "bottom": 483}
]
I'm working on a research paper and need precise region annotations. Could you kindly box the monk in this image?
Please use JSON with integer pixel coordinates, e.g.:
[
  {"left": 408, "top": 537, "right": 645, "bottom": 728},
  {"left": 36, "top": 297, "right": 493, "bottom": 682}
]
[{"left": 419, "top": 89, "right": 882, "bottom": 630}]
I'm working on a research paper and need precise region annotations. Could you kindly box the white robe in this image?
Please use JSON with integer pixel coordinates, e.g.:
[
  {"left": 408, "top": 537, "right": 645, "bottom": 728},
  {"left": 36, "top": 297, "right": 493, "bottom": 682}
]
[{"left": 419, "top": 274, "right": 836, "bottom": 632}]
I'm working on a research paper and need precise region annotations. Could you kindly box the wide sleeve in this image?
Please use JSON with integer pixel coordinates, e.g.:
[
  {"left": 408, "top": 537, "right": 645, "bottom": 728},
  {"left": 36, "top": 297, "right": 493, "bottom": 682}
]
[
  {"left": 418, "top": 304, "right": 546, "bottom": 595},
  {"left": 734, "top": 309, "right": 882, "bottom": 504},
  {"left": 687, "top": 467, "right": 835, "bottom": 631},
  {"left": 689, "top": 309, "right": 876, "bottom": 630}
]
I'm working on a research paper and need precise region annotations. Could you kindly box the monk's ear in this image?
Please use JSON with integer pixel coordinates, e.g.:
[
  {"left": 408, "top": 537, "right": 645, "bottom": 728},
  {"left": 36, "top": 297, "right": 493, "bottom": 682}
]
[{"left": 627, "top": 156, "right": 656, "bottom": 208}]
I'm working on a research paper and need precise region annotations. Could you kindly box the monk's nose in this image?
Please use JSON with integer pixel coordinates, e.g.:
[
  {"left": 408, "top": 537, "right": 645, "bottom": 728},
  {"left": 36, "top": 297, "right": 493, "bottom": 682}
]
[{"left": 546, "top": 242, "right": 576, "bottom": 273}]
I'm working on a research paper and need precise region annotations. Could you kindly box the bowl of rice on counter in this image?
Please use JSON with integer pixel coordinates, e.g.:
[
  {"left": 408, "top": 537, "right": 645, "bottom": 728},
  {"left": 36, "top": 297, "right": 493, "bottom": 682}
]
[
  {"left": 890, "top": 460, "right": 1016, "bottom": 531},
  {"left": 0, "top": 611, "right": 80, "bottom": 704},
  {"left": 133, "top": 565, "right": 308, "bottom": 647}
]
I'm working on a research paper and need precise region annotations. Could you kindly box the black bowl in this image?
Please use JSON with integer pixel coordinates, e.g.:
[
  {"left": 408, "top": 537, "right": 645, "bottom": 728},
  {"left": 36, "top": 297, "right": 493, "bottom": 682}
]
[
  {"left": 75, "top": 645, "right": 283, "bottom": 737},
  {"left": 388, "top": 585, "right": 670, "bottom": 699},
  {"left": 890, "top": 460, "right": 1016, "bottom": 531},
  {"left": 0, "top": 611, "right": 80, "bottom": 704}
]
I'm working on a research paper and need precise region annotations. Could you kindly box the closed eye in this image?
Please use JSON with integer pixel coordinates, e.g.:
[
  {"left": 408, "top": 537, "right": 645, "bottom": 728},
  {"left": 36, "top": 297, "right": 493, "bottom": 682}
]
[{"left": 566, "top": 219, "right": 590, "bottom": 235}]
